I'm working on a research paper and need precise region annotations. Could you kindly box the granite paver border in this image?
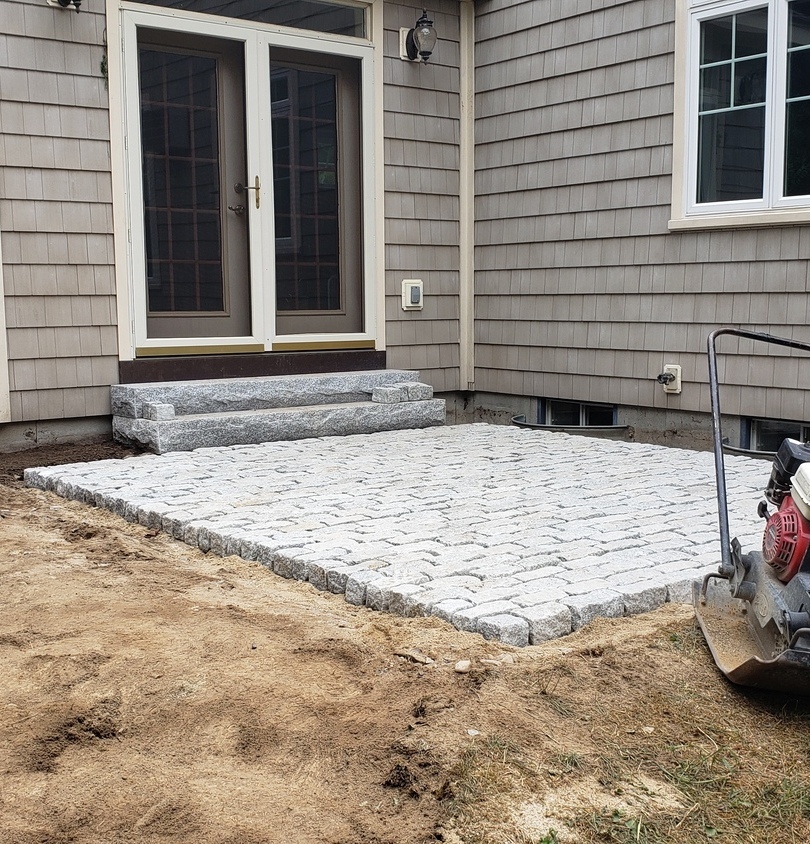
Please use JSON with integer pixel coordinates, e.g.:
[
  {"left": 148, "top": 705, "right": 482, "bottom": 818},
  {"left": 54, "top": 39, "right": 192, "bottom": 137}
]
[{"left": 24, "top": 424, "right": 768, "bottom": 646}]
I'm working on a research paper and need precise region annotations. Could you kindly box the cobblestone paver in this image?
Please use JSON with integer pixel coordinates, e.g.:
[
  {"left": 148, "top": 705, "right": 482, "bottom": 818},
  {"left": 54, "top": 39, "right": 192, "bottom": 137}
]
[{"left": 25, "top": 424, "right": 769, "bottom": 646}]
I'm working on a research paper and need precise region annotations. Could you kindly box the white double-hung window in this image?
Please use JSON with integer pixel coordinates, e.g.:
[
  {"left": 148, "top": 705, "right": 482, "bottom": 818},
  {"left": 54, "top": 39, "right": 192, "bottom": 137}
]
[{"left": 671, "top": 0, "right": 810, "bottom": 227}]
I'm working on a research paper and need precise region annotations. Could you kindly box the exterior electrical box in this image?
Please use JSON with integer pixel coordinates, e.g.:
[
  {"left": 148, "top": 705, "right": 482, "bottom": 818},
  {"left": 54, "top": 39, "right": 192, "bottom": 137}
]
[{"left": 401, "top": 279, "right": 423, "bottom": 311}]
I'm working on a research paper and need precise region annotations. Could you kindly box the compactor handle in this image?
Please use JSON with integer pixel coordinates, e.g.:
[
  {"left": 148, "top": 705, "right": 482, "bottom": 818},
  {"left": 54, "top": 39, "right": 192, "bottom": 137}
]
[{"left": 708, "top": 328, "right": 810, "bottom": 578}]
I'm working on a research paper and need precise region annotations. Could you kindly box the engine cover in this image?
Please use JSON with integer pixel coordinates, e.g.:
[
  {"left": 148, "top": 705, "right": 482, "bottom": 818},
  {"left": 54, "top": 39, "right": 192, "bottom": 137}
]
[{"left": 763, "top": 496, "right": 810, "bottom": 583}]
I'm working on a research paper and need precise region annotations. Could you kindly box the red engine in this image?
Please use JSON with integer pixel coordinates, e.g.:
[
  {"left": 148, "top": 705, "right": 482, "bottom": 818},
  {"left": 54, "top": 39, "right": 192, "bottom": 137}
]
[
  {"left": 762, "top": 439, "right": 810, "bottom": 583},
  {"left": 763, "top": 496, "right": 810, "bottom": 582}
]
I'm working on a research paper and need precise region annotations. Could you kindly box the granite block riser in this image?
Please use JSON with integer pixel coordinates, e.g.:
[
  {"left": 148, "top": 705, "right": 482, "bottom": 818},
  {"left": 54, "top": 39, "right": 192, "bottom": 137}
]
[
  {"left": 113, "top": 400, "right": 446, "bottom": 453},
  {"left": 112, "top": 370, "right": 421, "bottom": 419}
]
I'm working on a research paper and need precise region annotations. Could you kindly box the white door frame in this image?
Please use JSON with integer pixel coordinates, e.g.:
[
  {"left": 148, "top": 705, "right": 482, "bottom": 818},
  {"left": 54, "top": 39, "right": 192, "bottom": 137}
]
[
  {"left": 109, "top": 0, "right": 381, "bottom": 360},
  {"left": 0, "top": 230, "right": 11, "bottom": 423}
]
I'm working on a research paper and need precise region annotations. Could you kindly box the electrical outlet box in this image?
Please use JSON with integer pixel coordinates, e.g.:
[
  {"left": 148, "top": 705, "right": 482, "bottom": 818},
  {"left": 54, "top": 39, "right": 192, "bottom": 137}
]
[
  {"left": 662, "top": 363, "right": 682, "bottom": 394},
  {"left": 401, "top": 279, "right": 423, "bottom": 311}
]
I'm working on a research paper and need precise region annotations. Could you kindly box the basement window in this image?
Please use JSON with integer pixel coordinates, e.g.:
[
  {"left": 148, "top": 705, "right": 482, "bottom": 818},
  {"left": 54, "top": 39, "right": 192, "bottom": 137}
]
[
  {"left": 541, "top": 399, "right": 616, "bottom": 427},
  {"left": 746, "top": 417, "right": 810, "bottom": 451}
]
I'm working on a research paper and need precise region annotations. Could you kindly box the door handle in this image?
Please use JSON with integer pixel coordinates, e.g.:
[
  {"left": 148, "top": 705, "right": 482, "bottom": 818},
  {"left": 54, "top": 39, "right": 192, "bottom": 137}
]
[
  {"left": 234, "top": 176, "right": 261, "bottom": 209},
  {"left": 227, "top": 204, "right": 246, "bottom": 216}
]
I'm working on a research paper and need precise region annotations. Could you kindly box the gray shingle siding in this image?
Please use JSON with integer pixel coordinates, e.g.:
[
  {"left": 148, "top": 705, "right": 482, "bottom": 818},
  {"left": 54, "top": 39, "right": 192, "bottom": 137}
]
[
  {"left": 384, "top": 1, "right": 462, "bottom": 392},
  {"left": 0, "top": 0, "right": 116, "bottom": 421},
  {"left": 474, "top": 0, "right": 810, "bottom": 423}
]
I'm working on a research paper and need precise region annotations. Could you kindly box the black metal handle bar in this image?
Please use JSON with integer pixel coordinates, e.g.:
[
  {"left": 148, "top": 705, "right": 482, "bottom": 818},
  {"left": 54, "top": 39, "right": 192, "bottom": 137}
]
[{"left": 708, "top": 328, "right": 810, "bottom": 576}]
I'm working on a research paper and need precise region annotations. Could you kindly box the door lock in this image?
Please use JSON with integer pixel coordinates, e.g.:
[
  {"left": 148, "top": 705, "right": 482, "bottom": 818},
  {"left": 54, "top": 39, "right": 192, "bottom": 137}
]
[
  {"left": 234, "top": 176, "right": 261, "bottom": 209},
  {"left": 227, "top": 204, "right": 246, "bottom": 216}
]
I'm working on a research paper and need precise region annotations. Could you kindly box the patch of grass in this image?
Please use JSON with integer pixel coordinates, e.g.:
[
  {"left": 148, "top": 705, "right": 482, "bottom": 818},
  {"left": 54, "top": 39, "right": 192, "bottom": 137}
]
[
  {"left": 580, "top": 808, "right": 672, "bottom": 844},
  {"left": 664, "top": 622, "right": 707, "bottom": 656},
  {"left": 593, "top": 748, "right": 628, "bottom": 790},
  {"left": 447, "top": 734, "right": 538, "bottom": 815},
  {"left": 571, "top": 733, "right": 810, "bottom": 843},
  {"left": 552, "top": 751, "right": 584, "bottom": 774},
  {"left": 545, "top": 695, "right": 576, "bottom": 718},
  {"left": 744, "top": 777, "right": 810, "bottom": 823},
  {"left": 532, "top": 666, "right": 570, "bottom": 694},
  {"left": 662, "top": 745, "right": 739, "bottom": 792},
  {"left": 527, "top": 665, "right": 579, "bottom": 718}
]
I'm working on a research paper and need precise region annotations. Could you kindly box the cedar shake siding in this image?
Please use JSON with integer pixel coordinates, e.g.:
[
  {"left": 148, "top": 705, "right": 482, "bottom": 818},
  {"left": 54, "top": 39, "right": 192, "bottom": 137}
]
[
  {"left": 473, "top": 0, "right": 810, "bottom": 426},
  {"left": 383, "top": 1, "right": 462, "bottom": 393},
  {"left": 0, "top": 0, "right": 117, "bottom": 422},
  {"left": 3, "top": 0, "right": 810, "bottom": 442}
]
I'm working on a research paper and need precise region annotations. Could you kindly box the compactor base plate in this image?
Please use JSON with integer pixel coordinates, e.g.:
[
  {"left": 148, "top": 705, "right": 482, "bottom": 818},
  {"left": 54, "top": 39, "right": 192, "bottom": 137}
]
[{"left": 693, "top": 579, "right": 810, "bottom": 695}]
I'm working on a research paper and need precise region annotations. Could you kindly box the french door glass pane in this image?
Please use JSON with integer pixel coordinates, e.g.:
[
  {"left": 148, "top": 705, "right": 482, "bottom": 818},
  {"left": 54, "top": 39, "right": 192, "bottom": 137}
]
[
  {"left": 137, "top": 0, "right": 364, "bottom": 37},
  {"left": 698, "top": 107, "right": 766, "bottom": 202},
  {"left": 271, "top": 66, "right": 341, "bottom": 312},
  {"left": 140, "top": 49, "right": 225, "bottom": 312}
]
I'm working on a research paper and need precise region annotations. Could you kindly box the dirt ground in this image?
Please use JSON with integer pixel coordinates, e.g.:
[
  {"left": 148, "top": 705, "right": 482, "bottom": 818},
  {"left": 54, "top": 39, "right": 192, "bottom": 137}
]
[{"left": 2, "top": 443, "right": 810, "bottom": 844}]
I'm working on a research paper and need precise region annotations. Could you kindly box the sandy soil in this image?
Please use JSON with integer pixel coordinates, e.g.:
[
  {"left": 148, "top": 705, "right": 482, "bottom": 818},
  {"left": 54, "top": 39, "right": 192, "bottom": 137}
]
[{"left": 2, "top": 443, "right": 810, "bottom": 844}]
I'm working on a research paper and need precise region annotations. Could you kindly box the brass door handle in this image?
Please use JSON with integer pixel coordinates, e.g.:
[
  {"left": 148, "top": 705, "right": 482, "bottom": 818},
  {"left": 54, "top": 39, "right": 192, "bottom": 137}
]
[{"left": 234, "top": 176, "right": 261, "bottom": 209}]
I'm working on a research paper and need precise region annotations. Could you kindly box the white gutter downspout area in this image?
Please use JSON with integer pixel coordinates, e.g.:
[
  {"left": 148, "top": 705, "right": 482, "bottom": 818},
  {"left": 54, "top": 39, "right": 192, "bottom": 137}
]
[
  {"left": 0, "top": 231, "right": 11, "bottom": 423},
  {"left": 458, "top": 0, "right": 475, "bottom": 391}
]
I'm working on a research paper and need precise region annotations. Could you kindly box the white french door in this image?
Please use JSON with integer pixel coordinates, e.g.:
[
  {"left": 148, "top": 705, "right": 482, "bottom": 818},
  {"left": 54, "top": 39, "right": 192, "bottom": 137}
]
[{"left": 119, "top": 7, "right": 377, "bottom": 356}]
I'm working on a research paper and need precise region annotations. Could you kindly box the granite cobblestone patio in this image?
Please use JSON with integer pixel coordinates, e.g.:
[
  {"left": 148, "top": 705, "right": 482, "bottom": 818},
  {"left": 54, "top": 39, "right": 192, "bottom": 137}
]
[{"left": 25, "top": 424, "right": 768, "bottom": 646}]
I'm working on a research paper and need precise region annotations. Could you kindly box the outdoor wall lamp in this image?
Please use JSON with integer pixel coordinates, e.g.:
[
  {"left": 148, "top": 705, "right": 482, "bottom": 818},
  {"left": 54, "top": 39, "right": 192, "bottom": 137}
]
[
  {"left": 403, "top": 10, "right": 437, "bottom": 63},
  {"left": 47, "top": 0, "right": 81, "bottom": 11}
]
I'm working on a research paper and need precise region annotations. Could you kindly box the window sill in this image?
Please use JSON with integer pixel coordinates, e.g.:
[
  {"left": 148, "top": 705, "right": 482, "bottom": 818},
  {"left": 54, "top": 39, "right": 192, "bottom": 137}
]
[{"left": 669, "top": 208, "right": 810, "bottom": 231}]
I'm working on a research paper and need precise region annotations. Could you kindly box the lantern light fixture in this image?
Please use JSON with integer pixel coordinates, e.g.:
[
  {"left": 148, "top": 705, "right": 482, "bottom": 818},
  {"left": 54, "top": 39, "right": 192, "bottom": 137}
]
[
  {"left": 403, "top": 10, "right": 437, "bottom": 63},
  {"left": 47, "top": 0, "right": 82, "bottom": 11}
]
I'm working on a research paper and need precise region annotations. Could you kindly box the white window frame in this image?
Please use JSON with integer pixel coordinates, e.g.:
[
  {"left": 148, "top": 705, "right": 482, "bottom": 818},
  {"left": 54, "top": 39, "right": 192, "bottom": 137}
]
[
  {"left": 107, "top": 0, "right": 383, "bottom": 359},
  {"left": 671, "top": 0, "right": 810, "bottom": 229}
]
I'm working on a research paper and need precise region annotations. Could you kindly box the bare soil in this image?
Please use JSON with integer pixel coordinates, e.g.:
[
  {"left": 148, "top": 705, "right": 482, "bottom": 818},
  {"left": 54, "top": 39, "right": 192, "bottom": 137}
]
[{"left": 2, "top": 443, "right": 810, "bottom": 844}]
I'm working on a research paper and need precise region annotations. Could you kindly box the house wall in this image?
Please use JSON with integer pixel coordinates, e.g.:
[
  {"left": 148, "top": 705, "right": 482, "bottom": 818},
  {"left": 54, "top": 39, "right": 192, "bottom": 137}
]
[
  {"left": 382, "top": 1, "right": 462, "bottom": 393},
  {"left": 0, "top": 0, "right": 464, "bottom": 438},
  {"left": 473, "top": 0, "right": 810, "bottom": 434},
  {"left": 0, "top": 0, "right": 117, "bottom": 427}
]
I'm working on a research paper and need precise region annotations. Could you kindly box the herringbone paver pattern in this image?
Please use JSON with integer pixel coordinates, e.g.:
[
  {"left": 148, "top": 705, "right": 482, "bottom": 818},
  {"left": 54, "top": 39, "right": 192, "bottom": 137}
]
[{"left": 25, "top": 424, "right": 767, "bottom": 646}]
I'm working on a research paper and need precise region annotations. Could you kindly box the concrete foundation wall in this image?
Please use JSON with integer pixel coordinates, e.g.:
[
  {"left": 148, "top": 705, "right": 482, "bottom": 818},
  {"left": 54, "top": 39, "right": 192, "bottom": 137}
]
[
  {"left": 466, "top": 389, "right": 744, "bottom": 452},
  {"left": 0, "top": 416, "right": 112, "bottom": 453}
]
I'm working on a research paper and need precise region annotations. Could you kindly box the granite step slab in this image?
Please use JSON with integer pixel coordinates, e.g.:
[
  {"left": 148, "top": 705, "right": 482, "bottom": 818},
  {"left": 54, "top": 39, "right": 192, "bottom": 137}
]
[
  {"left": 112, "top": 370, "right": 422, "bottom": 419},
  {"left": 113, "top": 398, "right": 446, "bottom": 454}
]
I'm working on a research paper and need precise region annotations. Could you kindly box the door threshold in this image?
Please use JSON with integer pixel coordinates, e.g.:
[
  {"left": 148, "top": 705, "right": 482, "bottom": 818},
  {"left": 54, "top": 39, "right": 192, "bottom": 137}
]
[
  {"left": 119, "top": 349, "right": 386, "bottom": 384},
  {"left": 135, "top": 344, "right": 265, "bottom": 357},
  {"left": 272, "top": 339, "right": 376, "bottom": 352}
]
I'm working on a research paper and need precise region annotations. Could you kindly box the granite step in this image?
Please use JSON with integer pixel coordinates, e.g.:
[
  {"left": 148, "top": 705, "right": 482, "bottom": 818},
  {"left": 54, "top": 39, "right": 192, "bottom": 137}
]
[
  {"left": 113, "top": 398, "right": 446, "bottom": 454},
  {"left": 111, "top": 370, "right": 423, "bottom": 419},
  {"left": 110, "top": 369, "right": 445, "bottom": 453}
]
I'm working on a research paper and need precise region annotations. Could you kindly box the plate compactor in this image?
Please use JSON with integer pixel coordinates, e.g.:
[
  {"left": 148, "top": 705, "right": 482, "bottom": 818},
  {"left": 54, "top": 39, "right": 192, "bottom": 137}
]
[{"left": 694, "top": 328, "right": 810, "bottom": 694}]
